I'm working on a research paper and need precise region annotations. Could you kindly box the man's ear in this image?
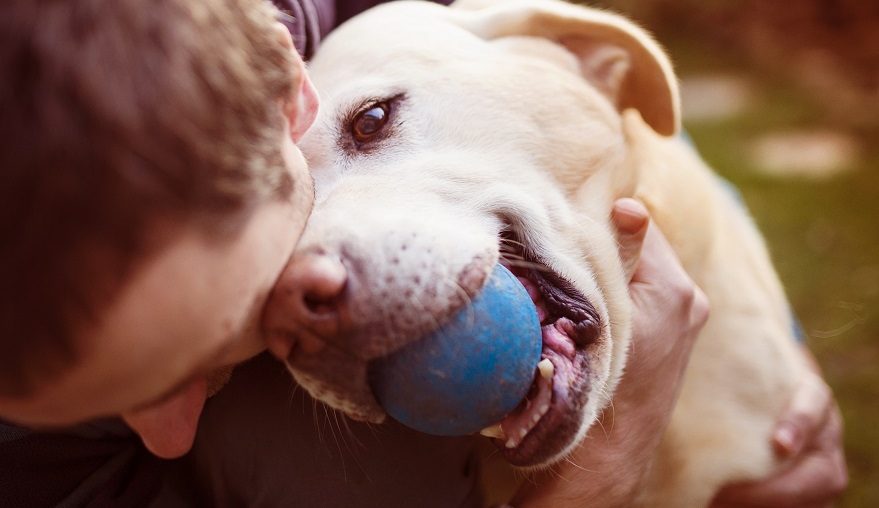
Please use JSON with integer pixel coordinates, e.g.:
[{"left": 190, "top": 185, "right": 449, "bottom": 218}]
[
  {"left": 270, "top": 21, "right": 318, "bottom": 142},
  {"left": 452, "top": 0, "right": 680, "bottom": 137}
]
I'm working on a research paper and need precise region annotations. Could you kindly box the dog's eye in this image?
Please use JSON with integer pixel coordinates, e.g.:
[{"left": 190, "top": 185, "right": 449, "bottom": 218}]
[{"left": 351, "top": 102, "right": 390, "bottom": 143}]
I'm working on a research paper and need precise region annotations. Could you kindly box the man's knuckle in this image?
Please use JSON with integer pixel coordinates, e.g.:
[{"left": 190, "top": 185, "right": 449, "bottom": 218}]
[
  {"left": 829, "top": 473, "right": 849, "bottom": 497},
  {"left": 816, "top": 380, "right": 833, "bottom": 407},
  {"left": 692, "top": 287, "right": 710, "bottom": 322},
  {"left": 672, "top": 281, "right": 710, "bottom": 332},
  {"left": 670, "top": 277, "right": 697, "bottom": 306}
]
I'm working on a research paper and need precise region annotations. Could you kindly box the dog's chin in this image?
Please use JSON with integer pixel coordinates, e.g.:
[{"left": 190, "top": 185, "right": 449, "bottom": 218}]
[{"left": 489, "top": 234, "right": 607, "bottom": 467}]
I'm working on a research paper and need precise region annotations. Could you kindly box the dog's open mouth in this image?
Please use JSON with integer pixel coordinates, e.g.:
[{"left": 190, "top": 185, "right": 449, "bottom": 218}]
[{"left": 484, "top": 232, "right": 602, "bottom": 466}]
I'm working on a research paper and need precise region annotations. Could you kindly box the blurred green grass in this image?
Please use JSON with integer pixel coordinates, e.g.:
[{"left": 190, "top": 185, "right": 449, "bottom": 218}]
[{"left": 676, "top": 54, "right": 879, "bottom": 506}]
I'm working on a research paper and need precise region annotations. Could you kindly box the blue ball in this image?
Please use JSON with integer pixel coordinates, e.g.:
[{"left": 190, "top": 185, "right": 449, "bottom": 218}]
[{"left": 370, "top": 264, "right": 543, "bottom": 436}]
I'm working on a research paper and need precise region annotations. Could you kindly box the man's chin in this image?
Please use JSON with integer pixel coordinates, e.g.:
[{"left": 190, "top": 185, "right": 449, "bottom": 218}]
[{"left": 122, "top": 377, "right": 208, "bottom": 459}]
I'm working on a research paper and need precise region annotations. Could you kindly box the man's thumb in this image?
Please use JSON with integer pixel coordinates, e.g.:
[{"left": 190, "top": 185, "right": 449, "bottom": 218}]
[{"left": 612, "top": 198, "right": 650, "bottom": 281}]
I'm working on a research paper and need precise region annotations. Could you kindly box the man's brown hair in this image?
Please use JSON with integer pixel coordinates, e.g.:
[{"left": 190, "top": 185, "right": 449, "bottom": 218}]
[{"left": 0, "top": 0, "right": 297, "bottom": 396}]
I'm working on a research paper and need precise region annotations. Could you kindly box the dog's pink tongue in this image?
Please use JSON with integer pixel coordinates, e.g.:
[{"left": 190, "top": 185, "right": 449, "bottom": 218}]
[{"left": 122, "top": 378, "right": 207, "bottom": 459}]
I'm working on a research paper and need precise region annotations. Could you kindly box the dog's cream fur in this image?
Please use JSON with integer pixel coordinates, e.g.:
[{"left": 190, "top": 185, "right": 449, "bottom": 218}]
[{"left": 291, "top": 0, "right": 809, "bottom": 505}]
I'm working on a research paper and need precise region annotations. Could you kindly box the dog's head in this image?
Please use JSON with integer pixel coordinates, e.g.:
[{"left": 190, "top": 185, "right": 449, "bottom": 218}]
[{"left": 263, "top": 0, "right": 679, "bottom": 467}]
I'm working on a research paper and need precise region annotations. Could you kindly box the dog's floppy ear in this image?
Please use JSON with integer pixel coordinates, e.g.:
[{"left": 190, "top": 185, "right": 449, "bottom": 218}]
[{"left": 454, "top": 0, "right": 680, "bottom": 136}]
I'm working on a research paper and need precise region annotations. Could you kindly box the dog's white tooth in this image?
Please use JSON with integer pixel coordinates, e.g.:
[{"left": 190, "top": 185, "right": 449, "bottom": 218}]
[
  {"left": 505, "top": 438, "right": 518, "bottom": 449},
  {"left": 519, "top": 428, "right": 528, "bottom": 439},
  {"left": 480, "top": 424, "right": 506, "bottom": 440},
  {"left": 539, "top": 404, "right": 550, "bottom": 415},
  {"left": 532, "top": 413, "right": 541, "bottom": 423},
  {"left": 537, "top": 358, "right": 554, "bottom": 380}
]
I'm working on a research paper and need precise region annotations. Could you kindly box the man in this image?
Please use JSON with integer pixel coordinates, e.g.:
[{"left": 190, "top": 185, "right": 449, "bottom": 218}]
[{"left": 0, "top": 0, "right": 845, "bottom": 506}]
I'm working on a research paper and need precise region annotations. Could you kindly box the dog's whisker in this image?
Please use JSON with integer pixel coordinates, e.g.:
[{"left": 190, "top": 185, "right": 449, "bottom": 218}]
[
  {"left": 364, "top": 421, "right": 380, "bottom": 440},
  {"left": 322, "top": 403, "right": 333, "bottom": 441},
  {"left": 496, "top": 249, "right": 522, "bottom": 258},
  {"left": 408, "top": 291, "right": 446, "bottom": 336},
  {"left": 325, "top": 407, "right": 349, "bottom": 481},
  {"left": 563, "top": 456, "right": 597, "bottom": 474},
  {"left": 331, "top": 409, "right": 352, "bottom": 452},
  {"left": 332, "top": 411, "right": 373, "bottom": 485},
  {"left": 445, "top": 278, "right": 475, "bottom": 310},
  {"left": 498, "top": 246, "right": 526, "bottom": 257},
  {"left": 332, "top": 409, "right": 356, "bottom": 460},
  {"left": 336, "top": 413, "right": 374, "bottom": 484},
  {"left": 497, "top": 240, "right": 525, "bottom": 251},
  {"left": 513, "top": 467, "right": 537, "bottom": 486},
  {"left": 595, "top": 411, "right": 611, "bottom": 442},
  {"left": 326, "top": 406, "right": 345, "bottom": 460},
  {"left": 545, "top": 462, "right": 570, "bottom": 482},
  {"left": 498, "top": 258, "right": 553, "bottom": 273},
  {"left": 497, "top": 250, "right": 526, "bottom": 261},
  {"left": 340, "top": 414, "right": 367, "bottom": 450},
  {"left": 312, "top": 398, "right": 325, "bottom": 444},
  {"left": 525, "top": 470, "right": 539, "bottom": 486},
  {"left": 484, "top": 446, "right": 501, "bottom": 460},
  {"left": 498, "top": 237, "right": 527, "bottom": 249},
  {"left": 286, "top": 381, "right": 302, "bottom": 413}
]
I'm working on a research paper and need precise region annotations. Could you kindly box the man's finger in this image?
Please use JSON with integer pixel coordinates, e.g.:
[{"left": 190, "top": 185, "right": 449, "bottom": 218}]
[
  {"left": 773, "top": 372, "right": 833, "bottom": 457},
  {"left": 612, "top": 198, "right": 649, "bottom": 281}
]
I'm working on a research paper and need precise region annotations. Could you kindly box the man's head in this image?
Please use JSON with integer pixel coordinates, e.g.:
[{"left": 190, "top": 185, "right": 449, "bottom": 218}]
[{"left": 0, "top": 0, "right": 317, "bottom": 451}]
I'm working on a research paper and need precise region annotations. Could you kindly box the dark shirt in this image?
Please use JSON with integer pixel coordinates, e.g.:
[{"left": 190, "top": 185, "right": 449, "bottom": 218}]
[
  {"left": 272, "top": 0, "right": 336, "bottom": 59},
  {"left": 272, "top": 0, "right": 414, "bottom": 60}
]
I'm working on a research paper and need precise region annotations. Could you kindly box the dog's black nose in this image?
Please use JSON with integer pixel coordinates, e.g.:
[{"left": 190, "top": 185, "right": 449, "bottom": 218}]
[{"left": 263, "top": 251, "right": 349, "bottom": 360}]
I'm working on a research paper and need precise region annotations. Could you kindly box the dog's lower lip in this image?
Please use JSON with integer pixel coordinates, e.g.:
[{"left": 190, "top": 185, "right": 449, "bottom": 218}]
[{"left": 495, "top": 341, "right": 590, "bottom": 465}]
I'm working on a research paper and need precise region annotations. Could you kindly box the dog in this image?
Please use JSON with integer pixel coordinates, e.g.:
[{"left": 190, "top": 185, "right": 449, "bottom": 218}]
[{"left": 279, "top": 0, "right": 809, "bottom": 505}]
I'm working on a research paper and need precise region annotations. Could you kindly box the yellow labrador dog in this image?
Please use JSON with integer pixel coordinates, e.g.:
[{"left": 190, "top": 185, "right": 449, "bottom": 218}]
[{"left": 284, "top": 0, "right": 808, "bottom": 505}]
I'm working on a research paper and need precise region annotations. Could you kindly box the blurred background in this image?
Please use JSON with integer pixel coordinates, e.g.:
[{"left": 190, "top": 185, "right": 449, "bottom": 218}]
[{"left": 587, "top": 0, "right": 878, "bottom": 505}]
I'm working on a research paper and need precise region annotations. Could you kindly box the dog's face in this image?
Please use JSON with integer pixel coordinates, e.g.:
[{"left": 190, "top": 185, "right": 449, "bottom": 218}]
[{"left": 280, "top": 0, "right": 679, "bottom": 467}]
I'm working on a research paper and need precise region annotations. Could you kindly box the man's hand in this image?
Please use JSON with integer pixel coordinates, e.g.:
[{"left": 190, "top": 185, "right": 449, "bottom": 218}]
[
  {"left": 512, "top": 198, "right": 709, "bottom": 507},
  {"left": 711, "top": 357, "right": 848, "bottom": 508}
]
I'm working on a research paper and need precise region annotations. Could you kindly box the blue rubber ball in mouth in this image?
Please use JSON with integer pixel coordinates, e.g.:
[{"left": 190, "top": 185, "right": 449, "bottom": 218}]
[{"left": 370, "top": 264, "right": 543, "bottom": 436}]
